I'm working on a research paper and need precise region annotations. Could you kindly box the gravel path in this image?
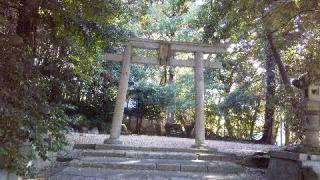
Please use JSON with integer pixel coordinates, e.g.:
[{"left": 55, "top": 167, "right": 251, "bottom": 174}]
[{"left": 66, "top": 133, "right": 281, "bottom": 156}]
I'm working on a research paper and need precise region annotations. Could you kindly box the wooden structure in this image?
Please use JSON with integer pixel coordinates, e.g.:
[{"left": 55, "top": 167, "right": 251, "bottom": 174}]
[{"left": 104, "top": 38, "right": 227, "bottom": 148}]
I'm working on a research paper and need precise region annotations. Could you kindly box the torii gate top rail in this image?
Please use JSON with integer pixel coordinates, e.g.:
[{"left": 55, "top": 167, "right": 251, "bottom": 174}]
[
  {"left": 128, "top": 38, "right": 227, "bottom": 53},
  {"left": 105, "top": 38, "right": 227, "bottom": 69}
]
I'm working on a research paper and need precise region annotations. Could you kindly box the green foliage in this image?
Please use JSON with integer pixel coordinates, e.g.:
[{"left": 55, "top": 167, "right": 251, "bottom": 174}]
[
  {"left": 218, "top": 83, "right": 261, "bottom": 138},
  {"left": 129, "top": 82, "right": 169, "bottom": 121},
  {"left": 68, "top": 114, "right": 89, "bottom": 128},
  {"left": 101, "top": 121, "right": 113, "bottom": 134},
  {"left": 196, "top": 0, "right": 320, "bottom": 142},
  {"left": 125, "top": 0, "right": 202, "bottom": 41},
  {"left": 0, "top": 0, "right": 125, "bottom": 176},
  {"left": 174, "top": 69, "right": 195, "bottom": 124}
]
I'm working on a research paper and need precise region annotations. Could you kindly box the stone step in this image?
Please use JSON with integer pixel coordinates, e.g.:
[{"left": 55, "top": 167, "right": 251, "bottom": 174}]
[
  {"left": 80, "top": 149, "right": 240, "bottom": 162},
  {"left": 81, "top": 149, "right": 197, "bottom": 160},
  {"left": 49, "top": 167, "right": 258, "bottom": 180},
  {"left": 74, "top": 143, "right": 218, "bottom": 154},
  {"left": 70, "top": 156, "right": 244, "bottom": 173}
]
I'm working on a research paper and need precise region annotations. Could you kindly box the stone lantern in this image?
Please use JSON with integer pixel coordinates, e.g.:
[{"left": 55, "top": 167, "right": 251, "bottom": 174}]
[
  {"left": 293, "top": 76, "right": 320, "bottom": 153},
  {"left": 267, "top": 77, "right": 320, "bottom": 180}
]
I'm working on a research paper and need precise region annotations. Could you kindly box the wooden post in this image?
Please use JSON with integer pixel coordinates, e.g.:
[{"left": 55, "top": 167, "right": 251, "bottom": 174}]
[
  {"left": 104, "top": 44, "right": 132, "bottom": 144},
  {"left": 193, "top": 51, "right": 206, "bottom": 148}
]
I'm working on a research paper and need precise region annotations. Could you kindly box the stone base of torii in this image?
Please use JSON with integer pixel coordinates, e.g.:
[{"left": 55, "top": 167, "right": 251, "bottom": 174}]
[{"left": 103, "top": 38, "right": 227, "bottom": 148}]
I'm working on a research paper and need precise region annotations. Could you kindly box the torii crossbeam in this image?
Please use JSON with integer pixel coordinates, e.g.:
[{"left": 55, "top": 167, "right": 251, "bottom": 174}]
[{"left": 104, "top": 38, "right": 227, "bottom": 148}]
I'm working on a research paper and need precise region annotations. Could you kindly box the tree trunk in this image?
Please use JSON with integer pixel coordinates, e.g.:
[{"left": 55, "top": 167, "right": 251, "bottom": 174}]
[
  {"left": 216, "top": 97, "right": 222, "bottom": 135},
  {"left": 249, "top": 117, "right": 256, "bottom": 139},
  {"left": 166, "top": 66, "right": 175, "bottom": 124},
  {"left": 222, "top": 70, "right": 235, "bottom": 137},
  {"left": 260, "top": 32, "right": 276, "bottom": 144},
  {"left": 272, "top": 111, "right": 280, "bottom": 144},
  {"left": 284, "top": 121, "right": 290, "bottom": 145},
  {"left": 137, "top": 116, "right": 143, "bottom": 134},
  {"left": 16, "top": 0, "right": 40, "bottom": 51},
  {"left": 250, "top": 100, "right": 260, "bottom": 138},
  {"left": 216, "top": 116, "right": 222, "bottom": 135},
  {"left": 249, "top": 120, "right": 255, "bottom": 139},
  {"left": 266, "top": 31, "right": 301, "bottom": 146},
  {"left": 266, "top": 32, "right": 289, "bottom": 86},
  {"left": 224, "top": 115, "right": 234, "bottom": 137},
  {"left": 128, "top": 115, "right": 132, "bottom": 131},
  {"left": 135, "top": 116, "right": 139, "bottom": 134}
]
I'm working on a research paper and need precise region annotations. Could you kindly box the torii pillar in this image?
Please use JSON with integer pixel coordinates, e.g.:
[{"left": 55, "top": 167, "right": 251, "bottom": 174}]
[
  {"left": 104, "top": 44, "right": 132, "bottom": 144},
  {"left": 193, "top": 51, "right": 206, "bottom": 148}
]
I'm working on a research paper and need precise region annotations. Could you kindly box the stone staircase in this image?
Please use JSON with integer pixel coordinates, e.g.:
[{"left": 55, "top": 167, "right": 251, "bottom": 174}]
[{"left": 48, "top": 144, "right": 264, "bottom": 180}]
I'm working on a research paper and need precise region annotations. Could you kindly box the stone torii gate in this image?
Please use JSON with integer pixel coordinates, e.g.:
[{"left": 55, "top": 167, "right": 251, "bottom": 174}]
[{"left": 104, "top": 38, "right": 227, "bottom": 148}]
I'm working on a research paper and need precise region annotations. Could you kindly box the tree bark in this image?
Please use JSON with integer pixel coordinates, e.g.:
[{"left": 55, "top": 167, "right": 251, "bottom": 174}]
[
  {"left": 166, "top": 66, "right": 175, "bottom": 124},
  {"left": 223, "top": 69, "right": 235, "bottom": 137},
  {"left": 137, "top": 116, "right": 143, "bottom": 134},
  {"left": 216, "top": 116, "right": 222, "bottom": 135},
  {"left": 224, "top": 116, "right": 234, "bottom": 137},
  {"left": 134, "top": 116, "right": 139, "bottom": 133},
  {"left": 215, "top": 97, "right": 222, "bottom": 135},
  {"left": 16, "top": 0, "right": 40, "bottom": 49},
  {"left": 272, "top": 111, "right": 280, "bottom": 144},
  {"left": 253, "top": 100, "right": 261, "bottom": 137},
  {"left": 250, "top": 104, "right": 260, "bottom": 139},
  {"left": 260, "top": 32, "right": 276, "bottom": 144},
  {"left": 266, "top": 31, "right": 290, "bottom": 86},
  {"left": 265, "top": 31, "right": 300, "bottom": 145},
  {"left": 284, "top": 121, "right": 290, "bottom": 145},
  {"left": 128, "top": 115, "right": 132, "bottom": 131}
]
